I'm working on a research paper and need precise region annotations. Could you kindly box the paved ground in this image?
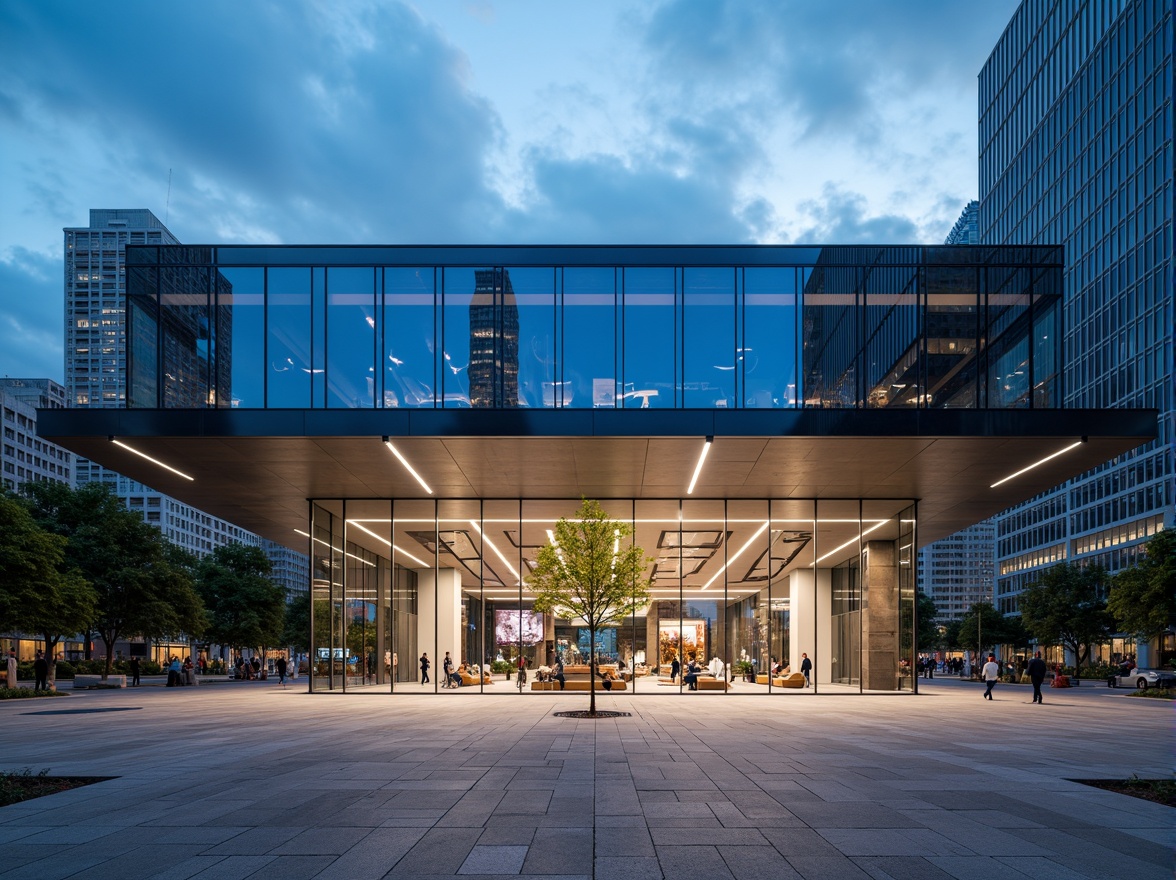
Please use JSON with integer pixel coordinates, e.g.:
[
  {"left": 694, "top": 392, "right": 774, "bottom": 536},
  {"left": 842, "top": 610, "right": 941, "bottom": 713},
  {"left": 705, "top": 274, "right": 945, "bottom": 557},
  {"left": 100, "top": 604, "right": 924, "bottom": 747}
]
[{"left": 0, "top": 678, "right": 1171, "bottom": 879}]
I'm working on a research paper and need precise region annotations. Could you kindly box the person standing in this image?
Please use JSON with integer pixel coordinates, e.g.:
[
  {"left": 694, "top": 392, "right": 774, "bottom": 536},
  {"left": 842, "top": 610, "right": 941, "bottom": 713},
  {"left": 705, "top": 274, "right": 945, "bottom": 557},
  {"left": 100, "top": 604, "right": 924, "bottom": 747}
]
[
  {"left": 275, "top": 656, "right": 287, "bottom": 686},
  {"left": 1027, "top": 650, "right": 1047, "bottom": 704},
  {"left": 982, "top": 653, "right": 1000, "bottom": 700},
  {"left": 670, "top": 655, "right": 680, "bottom": 683},
  {"left": 800, "top": 653, "right": 812, "bottom": 687},
  {"left": 129, "top": 655, "right": 141, "bottom": 687},
  {"left": 33, "top": 650, "right": 49, "bottom": 691},
  {"left": 419, "top": 652, "right": 430, "bottom": 684},
  {"left": 442, "top": 652, "right": 455, "bottom": 688}
]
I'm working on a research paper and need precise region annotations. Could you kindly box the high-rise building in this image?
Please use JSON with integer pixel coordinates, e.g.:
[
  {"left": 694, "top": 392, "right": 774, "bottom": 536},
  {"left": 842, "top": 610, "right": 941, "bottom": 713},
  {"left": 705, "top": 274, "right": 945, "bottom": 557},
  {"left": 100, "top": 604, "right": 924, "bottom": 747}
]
[
  {"left": 0, "top": 379, "right": 73, "bottom": 492},
  {"left": 468, "top": 269, "right": 519, "bottom": 407},
  {"left": 63, "top": 210, "right": 309, "bottom": 586},
  {"left": 944, "top": 200, "right": 979, "bottom": 246},
  {"left": 980, "top": 2, "right": 1173, "bottom": 654}
]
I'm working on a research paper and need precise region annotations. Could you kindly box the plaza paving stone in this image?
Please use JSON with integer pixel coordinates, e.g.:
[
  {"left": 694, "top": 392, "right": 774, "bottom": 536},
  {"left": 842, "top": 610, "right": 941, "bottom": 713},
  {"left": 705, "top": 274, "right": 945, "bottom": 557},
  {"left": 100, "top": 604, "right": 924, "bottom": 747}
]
[{"left": 0, "top": 676, "right": 1171, "bottom": 878}]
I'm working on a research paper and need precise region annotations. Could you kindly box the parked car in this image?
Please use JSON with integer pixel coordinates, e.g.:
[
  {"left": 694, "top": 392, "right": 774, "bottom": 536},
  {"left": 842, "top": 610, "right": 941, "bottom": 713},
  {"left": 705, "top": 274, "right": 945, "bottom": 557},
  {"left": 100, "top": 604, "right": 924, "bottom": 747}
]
[{"left": 1106, "top": 667, "right": 1176, "bottom": 689}]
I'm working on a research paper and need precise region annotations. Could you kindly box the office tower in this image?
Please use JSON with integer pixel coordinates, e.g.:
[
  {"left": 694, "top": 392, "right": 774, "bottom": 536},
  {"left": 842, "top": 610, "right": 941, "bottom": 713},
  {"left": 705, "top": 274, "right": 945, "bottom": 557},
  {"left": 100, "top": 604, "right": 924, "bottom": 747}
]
[
  {"left": 468, "top": 268, "right": 519, "bottom": 407},
  {"left": 912, "top": 202, "right": 999, "bottom": 622},
  {"left": 0, "top": 379, "right": 73, "bottom": 491},
  {"left": 980, "top": 2, "right": 1173, "bottom": 653},
  {"left": 63, "top": 210, "right": 308, "bottom": 585}
]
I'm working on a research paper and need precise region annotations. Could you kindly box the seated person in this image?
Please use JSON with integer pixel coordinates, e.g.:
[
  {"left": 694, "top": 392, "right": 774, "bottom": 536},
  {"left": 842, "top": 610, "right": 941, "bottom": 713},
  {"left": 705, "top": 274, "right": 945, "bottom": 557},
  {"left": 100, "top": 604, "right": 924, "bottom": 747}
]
[
  {"left": 594, "top": 662, "right": 616, "bottom": 691},
  {"left": 683, "top": 656, "right": 701, "bottom": 690},
  {"left": 551, "top": 658, "right": 566, "bottom": 690}
]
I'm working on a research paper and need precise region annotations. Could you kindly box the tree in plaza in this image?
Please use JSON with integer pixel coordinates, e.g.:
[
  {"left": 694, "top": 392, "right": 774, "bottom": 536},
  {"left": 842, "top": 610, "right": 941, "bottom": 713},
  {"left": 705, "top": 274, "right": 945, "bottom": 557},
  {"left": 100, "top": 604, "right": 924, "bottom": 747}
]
[
  {"left": 1019, "top": 562, "right": 1112, "bottom": 670},
  {"left": 195, "top": 543, "right": 286, "bottom": 670},
  {"left": 0, "top": 494, "right": 97, "bottom": 688},
  {"left": 913, "top": 589, "right": 940, "bottom": 653},
  {"left": 1107, "top": 530, "right": 1176, "bottom": 648},
  {"left": 19, "top": 482, "right": 205, "bottom": 679},
  {"left": 282, "top": 592, "right": 312, "bottom": 655},
  {"left": 953, "top": 601, "right": 1017, "bottom": 654},
  {"left": 526, "top": 499, "right": 652, "bottom": 716}
]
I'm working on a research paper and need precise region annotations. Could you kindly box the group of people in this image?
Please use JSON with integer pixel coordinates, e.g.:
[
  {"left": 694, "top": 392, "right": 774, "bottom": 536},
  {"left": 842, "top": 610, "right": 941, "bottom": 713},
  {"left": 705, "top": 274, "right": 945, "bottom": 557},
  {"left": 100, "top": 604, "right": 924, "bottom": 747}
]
[
  {"left": 438, "top": 652, "right": 486, "bottom": 688},
  {"left": 165, "top": 656, "right": 197, "bottom": 687}
]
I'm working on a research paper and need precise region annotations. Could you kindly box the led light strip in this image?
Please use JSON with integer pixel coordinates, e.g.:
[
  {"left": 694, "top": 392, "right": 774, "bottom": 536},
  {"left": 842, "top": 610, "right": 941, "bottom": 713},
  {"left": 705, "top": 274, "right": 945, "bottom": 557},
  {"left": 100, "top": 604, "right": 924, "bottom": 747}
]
[
  {"left": 686, "top": 436, "right": 713, "bottom": 495},
  {"left": 294, "top": 529, "right": 376, "bottom": 567},
  {"left": 815, "top": 519, "right": 889, "bottom": 563},
  {"left": 346, "top": 520, "right": 430, "bottom": 568},
  {"left": 109, "top": 437, "right": 194, "bottom": 481},
  {"left": 382, "top": 436, "right": 433, "bottom": 495},
  {"left": 702, "top": 520, "right": 770, "bottom": 589},
  {"left": 469, "top": 520, "right": 521, "bottom": 584},
  {"left": 990, "top": 439, "right": 1085, "bottom": 488}
]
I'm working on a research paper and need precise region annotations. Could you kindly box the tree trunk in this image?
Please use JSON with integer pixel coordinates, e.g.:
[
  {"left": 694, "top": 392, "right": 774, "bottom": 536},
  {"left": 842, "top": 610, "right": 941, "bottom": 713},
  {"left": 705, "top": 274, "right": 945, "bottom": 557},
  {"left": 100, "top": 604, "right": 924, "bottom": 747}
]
[
  {"left": 588, "top": 624, "right": 596, "bottom": 716},
  {"left": 42, "top": 632, "right": 59, "bottom": 690},
  {"left": 101, "top": 633, "right": 115, "bottom": 680}
]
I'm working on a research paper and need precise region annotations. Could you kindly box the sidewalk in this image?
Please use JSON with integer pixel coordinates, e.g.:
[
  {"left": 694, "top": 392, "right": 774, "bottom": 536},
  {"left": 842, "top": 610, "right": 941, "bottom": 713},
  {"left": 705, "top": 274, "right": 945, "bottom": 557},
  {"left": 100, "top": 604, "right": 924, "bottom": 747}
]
[{"left": 0, "top": 681, "right": 1171, "bottom": 879}]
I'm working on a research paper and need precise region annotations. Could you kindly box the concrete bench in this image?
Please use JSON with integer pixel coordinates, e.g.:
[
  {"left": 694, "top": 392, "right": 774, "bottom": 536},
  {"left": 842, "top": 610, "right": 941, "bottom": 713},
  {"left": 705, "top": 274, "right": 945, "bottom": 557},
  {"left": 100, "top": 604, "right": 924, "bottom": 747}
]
[{"left": 72, "top": 674, "right": 126, "bottom": 688}]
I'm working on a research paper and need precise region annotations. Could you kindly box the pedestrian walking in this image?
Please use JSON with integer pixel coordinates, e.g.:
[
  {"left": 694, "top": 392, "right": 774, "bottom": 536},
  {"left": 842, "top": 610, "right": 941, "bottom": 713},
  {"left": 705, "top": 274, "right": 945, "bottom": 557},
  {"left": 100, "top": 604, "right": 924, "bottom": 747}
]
[
  {"left": 419, "top": 652, "right": 430, "bottom": 684},
  {"left": 1027, "top": 650, "right": 1047, "bottom": 704},
  {"left": 129, "top": 655, "right": 141, "bottom": 687},
  {"left": 982, "top": 653, "right": 1000, "bottom": 700},
  {"left": 800, "top": 652, "right": 812, "bottom": 687},
  {"left": 275, "top": 656, "right": 288, "bottom": 686}
]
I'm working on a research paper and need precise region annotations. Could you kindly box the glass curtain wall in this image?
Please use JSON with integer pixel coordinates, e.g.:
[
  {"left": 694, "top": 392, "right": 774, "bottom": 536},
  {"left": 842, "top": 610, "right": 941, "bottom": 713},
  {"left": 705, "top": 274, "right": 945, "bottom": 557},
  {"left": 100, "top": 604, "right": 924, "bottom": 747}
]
[
  {"left": 129, "top": 247, "right": 1060, "bottom": 413},
  {"left": 308, "top": 496, "right": 916, "bottom": 695}
]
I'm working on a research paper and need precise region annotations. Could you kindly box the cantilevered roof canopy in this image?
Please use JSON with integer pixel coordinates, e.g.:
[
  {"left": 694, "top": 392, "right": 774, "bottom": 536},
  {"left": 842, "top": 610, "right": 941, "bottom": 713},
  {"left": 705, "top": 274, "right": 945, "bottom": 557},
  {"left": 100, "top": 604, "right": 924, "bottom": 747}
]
[{"left": 39, "top": 407, "right": 1155, "bottom": 553}]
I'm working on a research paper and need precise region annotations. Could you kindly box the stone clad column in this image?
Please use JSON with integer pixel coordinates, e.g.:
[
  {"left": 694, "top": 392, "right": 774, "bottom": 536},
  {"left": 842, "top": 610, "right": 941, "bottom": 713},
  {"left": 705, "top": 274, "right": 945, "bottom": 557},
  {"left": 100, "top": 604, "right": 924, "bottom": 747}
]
[
  {"left": 862, "top": 541, "right": 898, "bottom": 690},
  {"left": 415, "top": 568, "right": 462, "bottom": 681}
]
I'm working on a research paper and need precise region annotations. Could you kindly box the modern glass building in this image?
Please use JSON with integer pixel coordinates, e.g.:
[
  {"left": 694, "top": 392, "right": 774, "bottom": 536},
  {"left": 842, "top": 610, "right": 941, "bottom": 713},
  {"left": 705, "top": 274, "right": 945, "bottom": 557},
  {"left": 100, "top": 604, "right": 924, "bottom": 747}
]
[
  {"left": 980, "top": 0, "right": 1173, "bottom": 659},
  {"left": 40, "top": 244, "right": 1155, "bottom": 694}
]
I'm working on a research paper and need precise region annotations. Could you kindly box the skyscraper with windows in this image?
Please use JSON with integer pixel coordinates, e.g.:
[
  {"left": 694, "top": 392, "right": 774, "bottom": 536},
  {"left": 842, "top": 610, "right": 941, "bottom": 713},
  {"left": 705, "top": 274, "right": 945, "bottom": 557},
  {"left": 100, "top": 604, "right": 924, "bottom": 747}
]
[
  {"left": 0, "top": 379, "right": 73, "bottom": 492},
  {"left": 980, "top": 2, "right": 1173, "bottom": 654},
  {"left": 63, "top": 210, "right": 309, "bottom": 590}
]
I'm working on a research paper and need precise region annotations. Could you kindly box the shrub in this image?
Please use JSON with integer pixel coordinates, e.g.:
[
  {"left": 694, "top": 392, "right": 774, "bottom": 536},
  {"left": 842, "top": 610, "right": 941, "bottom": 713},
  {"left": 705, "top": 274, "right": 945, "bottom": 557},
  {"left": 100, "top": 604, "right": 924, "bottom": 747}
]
[{"left": 0, "top": 687, "right": 69, "bottom": 700}]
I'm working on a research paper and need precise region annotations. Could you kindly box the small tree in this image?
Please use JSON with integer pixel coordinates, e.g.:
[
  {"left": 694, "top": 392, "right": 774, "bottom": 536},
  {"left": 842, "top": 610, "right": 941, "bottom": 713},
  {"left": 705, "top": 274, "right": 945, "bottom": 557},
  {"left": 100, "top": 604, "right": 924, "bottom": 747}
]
[
  {"left": 195, "top": 543, "right": 285, "bottom": 667},
  {"left": 1020, "top": 562, "right": 1112, "bottom": 670},
  {"left": 953, "top": 601, "right": 1017, "bottom": 655},
  {"left": 1107, "top": 530, "right": 1176, "bottom": 648},
  {"left": 527, "top": 499, "right": 652, "bottom": 716}
]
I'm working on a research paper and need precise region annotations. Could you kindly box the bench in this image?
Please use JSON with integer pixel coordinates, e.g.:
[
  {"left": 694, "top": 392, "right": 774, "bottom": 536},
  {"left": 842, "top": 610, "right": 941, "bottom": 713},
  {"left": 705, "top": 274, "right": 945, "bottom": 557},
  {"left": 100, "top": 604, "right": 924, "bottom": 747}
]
[{"left": 531, "top": 679, "right": 627, "bottom": 692}]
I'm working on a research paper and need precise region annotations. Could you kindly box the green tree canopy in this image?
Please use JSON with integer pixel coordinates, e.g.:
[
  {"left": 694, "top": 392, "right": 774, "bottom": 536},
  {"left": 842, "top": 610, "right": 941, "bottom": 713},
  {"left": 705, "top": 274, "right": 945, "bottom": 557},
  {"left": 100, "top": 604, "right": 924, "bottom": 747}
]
[
  {"left": 1107, "top": 530, "right": 1176, "bottom": 642},
  {"left": 1019, "top": 562, "right": 1111, "bottom": 669},
  {"left": 282, "top": 592, "right": 313, "bottom": 654},
  {"left": 19, "top": 481, "right": 204, "bottom": 678},
  {"left": 914, "top": 589, "right": 939, "bottom": 651},
  {"left": 0, "top": 493, "right": 98, "bottom": 686},
  {"left": 951, "top": 601, "right": 1022, "bottom": 653},
  {"left": 195, "top": 543, "right": 285, "bottom": 659},
  {"left": 526, "top": 499, "right": 652, "bottom": 715}
]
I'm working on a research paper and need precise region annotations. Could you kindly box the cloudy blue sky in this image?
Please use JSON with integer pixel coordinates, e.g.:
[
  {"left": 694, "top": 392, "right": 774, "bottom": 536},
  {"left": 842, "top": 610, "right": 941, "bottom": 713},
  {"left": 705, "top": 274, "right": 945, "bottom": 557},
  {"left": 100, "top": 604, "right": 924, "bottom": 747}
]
[{"left": 0, "top": 0, "right": 1018, "bottom": 383}]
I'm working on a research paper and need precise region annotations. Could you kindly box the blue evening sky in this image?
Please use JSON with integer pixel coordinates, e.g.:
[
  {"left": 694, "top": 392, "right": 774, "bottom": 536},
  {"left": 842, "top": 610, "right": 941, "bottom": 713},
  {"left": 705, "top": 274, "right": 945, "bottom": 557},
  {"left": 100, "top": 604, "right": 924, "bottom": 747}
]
[{"left": 0, "top": 0, "right": 1018, "bottom": 382}]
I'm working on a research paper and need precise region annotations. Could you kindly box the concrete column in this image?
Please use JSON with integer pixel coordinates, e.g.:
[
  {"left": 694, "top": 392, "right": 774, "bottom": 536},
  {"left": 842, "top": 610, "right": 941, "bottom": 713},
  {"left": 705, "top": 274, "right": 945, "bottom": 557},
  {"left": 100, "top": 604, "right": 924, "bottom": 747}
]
[
  {"left": 862, "top": 541, "right": 899, "bottom": 691},
  {"left": 789, "top": 568, "right": 831, "bottom": 684},
  {"left": 414, "top": 568, "right": 462, "bottom": 684}
]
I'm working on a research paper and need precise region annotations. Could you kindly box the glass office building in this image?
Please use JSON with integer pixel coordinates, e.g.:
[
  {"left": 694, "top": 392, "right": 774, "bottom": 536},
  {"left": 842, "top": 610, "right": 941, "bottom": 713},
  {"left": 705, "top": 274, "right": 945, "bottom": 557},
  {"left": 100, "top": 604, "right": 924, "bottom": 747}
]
[
  {"left": 980, "top": 1, "right": 1173, "bottom": 645},
  {"left": 40, "top": 244, "right": 1154, "bottom": 694}
]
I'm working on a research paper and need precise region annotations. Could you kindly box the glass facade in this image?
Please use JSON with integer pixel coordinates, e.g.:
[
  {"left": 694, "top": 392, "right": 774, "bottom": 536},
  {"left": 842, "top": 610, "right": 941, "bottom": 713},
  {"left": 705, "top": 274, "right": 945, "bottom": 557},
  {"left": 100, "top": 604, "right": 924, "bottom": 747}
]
[
  {"left": 980, "top": 0, "right": 1174, "bottom": 617},
  {"left": 123, "top": 245, "right": 1063, "bottom": 413},
  {"left": 305, "top": 496, "right": 918, "bottom": 695}
]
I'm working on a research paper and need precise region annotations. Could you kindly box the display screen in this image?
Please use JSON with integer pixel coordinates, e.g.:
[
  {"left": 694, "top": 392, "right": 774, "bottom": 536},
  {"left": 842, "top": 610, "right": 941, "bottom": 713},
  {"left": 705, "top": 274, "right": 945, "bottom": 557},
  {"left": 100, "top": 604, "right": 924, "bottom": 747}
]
[{"left": 495, "top": 610, "right": 545, "bottom": 646}]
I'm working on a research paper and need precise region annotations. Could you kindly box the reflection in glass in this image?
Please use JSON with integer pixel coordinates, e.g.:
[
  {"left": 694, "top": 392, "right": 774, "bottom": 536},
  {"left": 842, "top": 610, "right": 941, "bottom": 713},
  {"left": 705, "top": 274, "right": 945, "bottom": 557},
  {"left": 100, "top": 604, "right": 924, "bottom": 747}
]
[
  {"left": 744, "top": 268, "right": 800, "bottom": 407},
  {"left": 267, "top": 268, "right": 312, "bottom": 407},
  {"left": 562, "top": 268, "right": 617, "bottom": 407},
  {"left": 326, "top": 267, "right": 375, "bottom": 408},
  {"left": 622, "top": 268, "right": 675, "bottom": 407},
  {"left": 383, "top": 268, "right": 436, "bottom": 407},
  {"left": 219, "top": 268, "right": 264, "bottom": 408}
]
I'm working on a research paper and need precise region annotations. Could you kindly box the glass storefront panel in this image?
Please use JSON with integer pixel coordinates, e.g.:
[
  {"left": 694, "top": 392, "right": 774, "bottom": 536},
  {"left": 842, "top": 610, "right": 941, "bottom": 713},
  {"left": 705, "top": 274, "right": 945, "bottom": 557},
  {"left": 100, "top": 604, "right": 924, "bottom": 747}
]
[
  {"left": 925, "top": 267, "right": 980, "bottom": 408},
  {"left": 770, "top": 499, "right": 816, "bottom": 692},
  {"left": 383, "top": 267, "right": 437, "bottom": 408},
  {"left": 819, "top": 500, "right": 862, "bottom": 689},
  {"left": 638, "top": 499, "right": 682, "bottom": 688},
  {"left": 325, "top": 267, "right": 376, "bottom": 408},
  {"left": 683, "top": 268, "right": 735, "bottom": 408},
  {"left": 506, "top": 268, "right": 557, "bottom": 408},
  {"left": 562, "top": 267, "right": 617, "bottom": 408},
  {"left": 392, "top": 499, "right": 430, "bottom": 687},
  {"left": 622, "top": 268, "right": 676, "bottom": 408},
  {"left": 219, "top": 267, "right": 264, "bottom": 408},
  {"left": 743, "top": 268, "right": 800, "bottom": 407},
  {"left": 266, "top": 267, "right": 312, "bottom": 407},
  {"left": 345, "top": 500, "right": 393, "bottom": 690},
  {"left": 310, "top": 500, "right": 343, "bottom": 691},
  {"left": 438, "top": 498, "right": 484, "bottom": 687}
]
